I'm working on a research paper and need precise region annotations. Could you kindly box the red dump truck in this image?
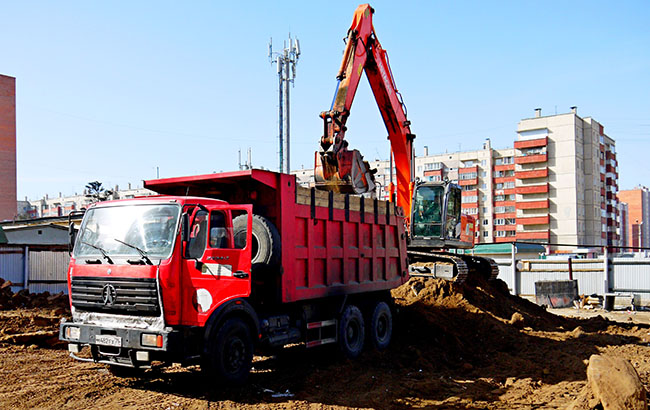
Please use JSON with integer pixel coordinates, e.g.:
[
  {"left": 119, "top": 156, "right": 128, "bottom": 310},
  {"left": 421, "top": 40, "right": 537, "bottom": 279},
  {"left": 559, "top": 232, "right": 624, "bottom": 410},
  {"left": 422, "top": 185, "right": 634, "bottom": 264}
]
[{"left": 60, "top": 170, "right": 408, "bottom": 382}]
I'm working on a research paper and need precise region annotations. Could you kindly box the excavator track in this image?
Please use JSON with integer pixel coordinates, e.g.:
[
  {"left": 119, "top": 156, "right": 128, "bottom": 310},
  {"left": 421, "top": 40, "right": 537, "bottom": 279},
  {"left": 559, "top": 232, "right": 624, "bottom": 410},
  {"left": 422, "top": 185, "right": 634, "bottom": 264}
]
[{"left": 407, "top": 251, "right": 499, "bottom": 284}]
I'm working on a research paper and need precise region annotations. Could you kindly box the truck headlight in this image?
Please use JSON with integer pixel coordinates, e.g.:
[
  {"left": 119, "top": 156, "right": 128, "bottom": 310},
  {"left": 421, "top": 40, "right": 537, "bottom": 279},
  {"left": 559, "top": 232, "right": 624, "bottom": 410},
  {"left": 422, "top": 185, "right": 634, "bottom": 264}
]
[
  {"left": 141, "top": 333, "right": 163, "bottom": 348},
  {"left": 65, "top": 326, "right": 80, "bottom": 341}
]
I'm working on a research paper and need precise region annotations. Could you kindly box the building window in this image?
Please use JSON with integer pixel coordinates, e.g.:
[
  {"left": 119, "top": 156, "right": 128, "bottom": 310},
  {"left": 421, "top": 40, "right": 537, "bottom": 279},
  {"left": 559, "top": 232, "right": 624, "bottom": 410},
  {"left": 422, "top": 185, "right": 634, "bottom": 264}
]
[
  {"left": 495, "top": 231, "right": 506, "bottom": 238},
  {"left": 462, "top": 196, "right": 478, "bottom": 203},
  {"left": 462, "top": 160, "right": 476, "bottom": 167},
  {"left": 483, "top": 219, "right": 489, "bottom": 225},
  {"left": 460, "top": 172, "right": 478, "bottom": 180},
  {"left": 424, "top": 162, "right": 443, "bottom": 171},
  {"left": 481, "top": 183, "right": 487, "bottom": 189},
  {"left": 481, "top": 160, "right": 486, "bottom": 166},
  {"left": 495, "top": 157, "right": 513, "bottom": 165},
  {"left": 462, "top": 185, "right": 477, "bottom": 191},
  {"left": 483, "top": 231, "right": 489, "bottom": 237},
  {"left": 494, "top": 218, "right": 505, "bottom": 225},
  {"left": 481, "top": 171, "right": 487, "bottom": 177}
]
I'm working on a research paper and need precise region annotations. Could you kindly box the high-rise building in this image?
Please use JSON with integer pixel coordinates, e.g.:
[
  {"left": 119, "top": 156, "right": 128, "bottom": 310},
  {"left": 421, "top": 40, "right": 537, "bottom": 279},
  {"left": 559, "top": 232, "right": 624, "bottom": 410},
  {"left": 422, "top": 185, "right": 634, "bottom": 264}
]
[
  {"left": 293, "top": 108, "right": 619, "bottom": 249},
  {"left": 0, "top": 74, "right": 16, "bottom": 221},
  {"left": 618, "top": 186, "right": 650, "bottom": 251},
  {"left": 516, "top": 107, "right": 618, "bottom": 247}
]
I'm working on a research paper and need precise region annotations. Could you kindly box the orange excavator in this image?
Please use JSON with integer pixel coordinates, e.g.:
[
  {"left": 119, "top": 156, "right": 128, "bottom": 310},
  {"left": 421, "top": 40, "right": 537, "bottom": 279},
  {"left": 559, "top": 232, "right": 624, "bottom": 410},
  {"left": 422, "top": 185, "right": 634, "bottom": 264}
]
[{"left": 315, "top": 4, "right": 498, "bottom": 283}]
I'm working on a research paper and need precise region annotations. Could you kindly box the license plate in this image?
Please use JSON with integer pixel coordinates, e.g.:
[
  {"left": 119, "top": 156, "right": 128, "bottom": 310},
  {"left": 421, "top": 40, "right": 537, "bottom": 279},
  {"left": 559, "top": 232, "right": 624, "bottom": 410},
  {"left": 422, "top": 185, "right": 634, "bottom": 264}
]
[{"left": 95, "top": 334, "right": 122, "bottom": 347}]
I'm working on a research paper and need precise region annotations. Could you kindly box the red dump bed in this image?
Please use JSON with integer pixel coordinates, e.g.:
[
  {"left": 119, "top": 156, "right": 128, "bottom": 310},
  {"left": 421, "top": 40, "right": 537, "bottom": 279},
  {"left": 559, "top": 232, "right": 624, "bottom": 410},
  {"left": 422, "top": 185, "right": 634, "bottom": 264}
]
[{"left": 145, "top": 170, "right": 408, "bottom": 303}]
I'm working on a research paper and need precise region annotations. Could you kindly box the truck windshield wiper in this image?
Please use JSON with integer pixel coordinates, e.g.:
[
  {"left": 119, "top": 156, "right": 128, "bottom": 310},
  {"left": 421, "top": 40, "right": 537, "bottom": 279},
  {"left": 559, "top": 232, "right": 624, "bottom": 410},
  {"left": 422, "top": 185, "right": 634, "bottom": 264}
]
[
  {"left": 81, "top": 241, "right": 114, "bottom": 264},
  {"left": 114, "top": 239, "right": 153, "bottom": 265}
]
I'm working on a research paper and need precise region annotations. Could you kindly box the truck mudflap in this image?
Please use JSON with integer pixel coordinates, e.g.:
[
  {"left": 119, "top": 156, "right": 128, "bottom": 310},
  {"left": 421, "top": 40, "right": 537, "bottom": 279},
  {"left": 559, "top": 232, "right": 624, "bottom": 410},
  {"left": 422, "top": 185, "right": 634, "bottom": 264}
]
[{"left": 60, "top": 320, "right": 182, "bottom": 368}]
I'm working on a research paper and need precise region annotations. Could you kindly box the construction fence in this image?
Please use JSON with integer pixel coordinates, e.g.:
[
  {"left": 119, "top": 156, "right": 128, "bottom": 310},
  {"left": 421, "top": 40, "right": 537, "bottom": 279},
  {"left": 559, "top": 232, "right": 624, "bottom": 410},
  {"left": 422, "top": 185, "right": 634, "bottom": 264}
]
[
  {"left": 0, "top": 245, "right": 69, "bottom": 294},
  {"left": 492, "top": 244, "right": 650, "bottom": 304}
]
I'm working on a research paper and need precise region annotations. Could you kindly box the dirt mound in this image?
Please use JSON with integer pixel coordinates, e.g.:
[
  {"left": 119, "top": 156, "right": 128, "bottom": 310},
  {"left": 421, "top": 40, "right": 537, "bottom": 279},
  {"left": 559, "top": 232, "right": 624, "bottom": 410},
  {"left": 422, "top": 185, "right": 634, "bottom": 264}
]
[
  {"left": 0, "top": 278, "right": 69, "bottom": 348},
  {"left": 0, "top": 277, "right": 69, "bottom": 312}
]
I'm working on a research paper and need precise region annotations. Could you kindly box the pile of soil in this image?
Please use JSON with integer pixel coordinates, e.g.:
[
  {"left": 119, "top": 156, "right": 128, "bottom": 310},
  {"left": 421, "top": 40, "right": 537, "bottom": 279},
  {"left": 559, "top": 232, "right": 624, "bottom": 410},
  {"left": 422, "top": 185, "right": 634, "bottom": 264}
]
[
  {"left": 0, "top": 278, "right": 69, "bottom": 348},
  {"left": 0, "top": 277, "right": 69, "bottom": 311}
]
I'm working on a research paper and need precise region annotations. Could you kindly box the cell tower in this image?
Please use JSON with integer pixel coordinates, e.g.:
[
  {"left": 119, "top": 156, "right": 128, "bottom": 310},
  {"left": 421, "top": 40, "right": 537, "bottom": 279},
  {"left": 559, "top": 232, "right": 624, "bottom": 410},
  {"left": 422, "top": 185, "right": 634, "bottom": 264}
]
[{"left": 269, "top": 35, "right": 300, "bottom": 174}]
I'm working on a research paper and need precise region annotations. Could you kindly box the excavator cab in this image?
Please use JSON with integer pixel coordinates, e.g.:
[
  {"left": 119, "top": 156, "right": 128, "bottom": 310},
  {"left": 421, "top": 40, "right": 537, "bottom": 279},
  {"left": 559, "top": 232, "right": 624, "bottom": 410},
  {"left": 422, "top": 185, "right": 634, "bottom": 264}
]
[{"left": 410, "top": 181, "right": 471, "bottom": 249}]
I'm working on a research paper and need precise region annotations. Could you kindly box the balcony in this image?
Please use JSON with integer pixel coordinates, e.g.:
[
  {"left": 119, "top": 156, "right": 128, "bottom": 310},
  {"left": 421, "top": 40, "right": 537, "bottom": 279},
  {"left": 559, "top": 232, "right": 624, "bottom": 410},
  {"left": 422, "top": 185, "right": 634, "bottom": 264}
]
[
  {"left": 461, "top": 202, "right": 478, "bottom": 209},
  {"left": 494, "top": 200, "right": 516, "bottom": 207},
  {"left": 423, "top": 169, "right": 443, "bottom": 177},
  {"left": 515, "top": 168, "right": 548, "bottom": 179},
  {"left": 517, "top": 215, "right": 550, "bottom": 225},
  {"left": 495, "top": 237, "right": 517, "bottom": 243},
  {"left": 516, "top": 230, "right": 550, "bottom": 240},
  {"left": 516, "top": 199, "right": 549, "bottom": 209},
  {"left": 462, "top": 189, "right": 478, "bottom": 196},
  {"left": 515, "top": 154, "right": 547, "bottom": 164},
  {"left": 516, "top": 183, "right": 549, "bottom": 195},
  {"left": 494, "top": 164, "right": 515, "bottom": 172},
  {"left": 459, "top": 178, "right": 478, "bottom": 186},
  {"left": 494, "top": 176, "right": 515, "bottom": 184},
  {"left": 514, "top": 137, "right": 547, "bottom": 149},
  {"left": 494, "top": 225, "right": 517, "bottom": 231}
]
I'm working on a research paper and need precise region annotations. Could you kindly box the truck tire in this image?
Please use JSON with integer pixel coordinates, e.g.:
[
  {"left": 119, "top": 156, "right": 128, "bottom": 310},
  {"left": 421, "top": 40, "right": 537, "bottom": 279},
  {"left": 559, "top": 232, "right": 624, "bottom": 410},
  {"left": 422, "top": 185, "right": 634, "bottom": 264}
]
[
  {"left": 368, "top": 301, "right": 392, "bottom": 350},
  {"left": 202, "top": 317, "right": 254, "bottom": 385},
  {"left": 338, "top": 305, "right": 365, "bottom": 359},
  {"left": 233, "top": 214, "right": 281, "bottom": 268}
]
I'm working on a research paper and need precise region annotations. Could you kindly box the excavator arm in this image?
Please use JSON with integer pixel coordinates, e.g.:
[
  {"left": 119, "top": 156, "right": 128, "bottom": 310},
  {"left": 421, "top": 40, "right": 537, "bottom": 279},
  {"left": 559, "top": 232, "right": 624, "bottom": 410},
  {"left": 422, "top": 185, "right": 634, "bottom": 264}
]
[{"left": 315, "top": 4, "right": 415, "bottom": 217}]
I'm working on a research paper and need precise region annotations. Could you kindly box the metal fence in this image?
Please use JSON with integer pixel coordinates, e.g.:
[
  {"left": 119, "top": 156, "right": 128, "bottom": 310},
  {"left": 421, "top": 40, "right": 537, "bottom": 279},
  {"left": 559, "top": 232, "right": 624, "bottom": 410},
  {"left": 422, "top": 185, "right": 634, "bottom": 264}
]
[
  {"left": 495, "top": 254, "right": 650, "bottom": 303},
  {"left": 0, "top": 246, "right": 69, "bottom": 294}
]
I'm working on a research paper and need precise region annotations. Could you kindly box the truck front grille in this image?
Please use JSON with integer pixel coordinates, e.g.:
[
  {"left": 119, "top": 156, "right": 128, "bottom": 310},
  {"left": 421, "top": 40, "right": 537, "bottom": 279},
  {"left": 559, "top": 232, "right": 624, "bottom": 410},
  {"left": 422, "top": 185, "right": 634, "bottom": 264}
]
[{"left": 71, "top": 276, "right": 160, "bottom": 316}]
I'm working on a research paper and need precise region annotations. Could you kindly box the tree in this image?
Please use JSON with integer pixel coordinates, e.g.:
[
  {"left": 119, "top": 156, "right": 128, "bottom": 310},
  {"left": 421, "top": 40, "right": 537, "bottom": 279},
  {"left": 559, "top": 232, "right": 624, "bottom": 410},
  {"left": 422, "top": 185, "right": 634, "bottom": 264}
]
[{"left": 85, "top": 181, "right": 114, "bottom": 202}]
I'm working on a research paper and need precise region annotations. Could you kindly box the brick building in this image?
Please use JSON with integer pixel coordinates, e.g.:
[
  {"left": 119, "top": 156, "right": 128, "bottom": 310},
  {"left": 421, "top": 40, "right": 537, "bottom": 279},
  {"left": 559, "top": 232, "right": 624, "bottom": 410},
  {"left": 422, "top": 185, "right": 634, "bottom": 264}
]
[
  {"left": 293, "top": 108, "right": 620, "bottom": 248},
  {"left": 0, "top": 74, "right": 16, "bottom": 221},
  {"left": 618, "top": 186, "right": 650, "bottom": 251}
]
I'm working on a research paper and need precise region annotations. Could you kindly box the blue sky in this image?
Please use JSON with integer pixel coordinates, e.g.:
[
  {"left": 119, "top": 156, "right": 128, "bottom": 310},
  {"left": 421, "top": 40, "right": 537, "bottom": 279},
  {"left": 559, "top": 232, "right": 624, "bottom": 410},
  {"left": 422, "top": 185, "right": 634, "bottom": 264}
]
[{"left": 2, "top": 1, "right": 649, "bottom": 200}]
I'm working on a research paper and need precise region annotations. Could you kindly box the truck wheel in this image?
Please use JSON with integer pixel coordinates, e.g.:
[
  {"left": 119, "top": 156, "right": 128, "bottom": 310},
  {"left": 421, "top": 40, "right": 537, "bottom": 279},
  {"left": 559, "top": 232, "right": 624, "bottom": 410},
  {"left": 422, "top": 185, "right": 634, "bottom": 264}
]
[
  {"left": 338, "top": 305, "right": 365, "bottom": 359},
  {"left": 233, "top": 214, "right": 281, "bottom": 267},
  {"left": 368, "top": 301, "right": 392, "bottom": 350},
  {"left": 202, "top": 318, "right": 253, "bottom": 385}
]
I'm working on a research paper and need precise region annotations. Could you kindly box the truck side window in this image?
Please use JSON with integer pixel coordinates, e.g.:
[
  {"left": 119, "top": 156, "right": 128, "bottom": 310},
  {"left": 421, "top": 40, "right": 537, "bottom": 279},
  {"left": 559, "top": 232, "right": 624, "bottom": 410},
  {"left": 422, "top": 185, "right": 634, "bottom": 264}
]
[
  {"left": 209, "top": 211, "right": 229, "bottom": 248},
  {"left": 188, "top": 210, "right": 208, "bottom": 259}
]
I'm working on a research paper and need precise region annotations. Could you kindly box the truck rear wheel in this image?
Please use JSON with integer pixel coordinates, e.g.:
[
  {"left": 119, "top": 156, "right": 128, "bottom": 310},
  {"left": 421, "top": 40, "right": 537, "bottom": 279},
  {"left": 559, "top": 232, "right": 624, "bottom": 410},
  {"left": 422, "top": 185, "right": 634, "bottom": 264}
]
[
  {"left": 368, "top": 301, "right": 392, "bottom": 350},
  {"left": 338, "top": 305, "right": 365, "bottom": 359},
  {"left": 202, "top": 318, "right": 253, "bottom": 385},
  {"left": 233, "top": 214, "right": 281, "bottom": 268}
]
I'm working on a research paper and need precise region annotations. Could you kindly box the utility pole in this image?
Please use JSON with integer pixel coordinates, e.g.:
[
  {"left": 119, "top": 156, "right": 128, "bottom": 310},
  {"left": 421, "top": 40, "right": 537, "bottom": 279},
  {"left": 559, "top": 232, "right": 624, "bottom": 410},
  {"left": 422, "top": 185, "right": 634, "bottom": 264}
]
[{"left": 269, "top": 35, "right": 300, "bottom": 174}]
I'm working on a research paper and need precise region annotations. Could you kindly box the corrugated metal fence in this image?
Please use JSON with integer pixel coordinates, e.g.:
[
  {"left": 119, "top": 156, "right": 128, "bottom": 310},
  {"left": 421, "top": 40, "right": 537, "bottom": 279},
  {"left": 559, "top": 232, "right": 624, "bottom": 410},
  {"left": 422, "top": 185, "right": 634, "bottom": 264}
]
[
  {"left": 0, "top": 246, "right": 69, "bottom": 294},
  {"left": 496, "top": 256, "right": 650, "bottom": 303}
]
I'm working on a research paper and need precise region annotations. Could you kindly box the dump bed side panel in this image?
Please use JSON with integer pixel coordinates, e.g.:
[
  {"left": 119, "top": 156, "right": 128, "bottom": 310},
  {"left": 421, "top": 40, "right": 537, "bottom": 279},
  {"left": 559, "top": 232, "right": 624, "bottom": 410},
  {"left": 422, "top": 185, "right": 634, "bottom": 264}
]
[{"left": 282, "top": 184, "right": 408, "bottom": 303}]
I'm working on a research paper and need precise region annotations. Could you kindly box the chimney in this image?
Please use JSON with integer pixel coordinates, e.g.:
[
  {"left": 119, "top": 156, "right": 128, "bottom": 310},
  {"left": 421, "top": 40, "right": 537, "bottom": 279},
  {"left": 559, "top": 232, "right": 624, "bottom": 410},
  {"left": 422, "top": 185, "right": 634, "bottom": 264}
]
[
  {"left": 534, "top": 108, "right": 542, "bottom": 118},
  {"left": 423, "top": 145, "right": 429, "bottom": 156},
  {"left": 128, "top": 182, "right": 132, "bottom": 190},
  {"left": 570, "top": 106, "right": 577, "bottom": 114}
]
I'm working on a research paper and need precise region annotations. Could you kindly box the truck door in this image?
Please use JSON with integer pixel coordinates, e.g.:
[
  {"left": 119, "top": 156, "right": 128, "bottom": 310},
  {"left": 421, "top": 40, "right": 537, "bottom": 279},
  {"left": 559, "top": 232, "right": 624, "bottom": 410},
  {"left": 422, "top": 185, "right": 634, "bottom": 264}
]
[{"left": 181, "top": 205, "right": 252, "bottom": 326}]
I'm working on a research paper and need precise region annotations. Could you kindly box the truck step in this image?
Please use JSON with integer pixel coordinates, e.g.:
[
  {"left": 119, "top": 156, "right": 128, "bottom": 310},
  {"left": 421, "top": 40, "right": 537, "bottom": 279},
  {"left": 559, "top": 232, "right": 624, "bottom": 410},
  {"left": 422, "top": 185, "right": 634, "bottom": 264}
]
[{"left": 305, "top": 319, "right": 337, "bottom": 348}]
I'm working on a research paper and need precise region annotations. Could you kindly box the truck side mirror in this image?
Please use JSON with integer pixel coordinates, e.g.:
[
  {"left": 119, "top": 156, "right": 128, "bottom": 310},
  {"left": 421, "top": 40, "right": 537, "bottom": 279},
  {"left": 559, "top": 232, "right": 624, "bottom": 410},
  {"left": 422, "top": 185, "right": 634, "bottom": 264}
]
[
  {"left": 181, "top": 212, "right": 190, "bottom": 243},
  {"left": 68, "top": 222, "right": 77, "bottom": 255}
]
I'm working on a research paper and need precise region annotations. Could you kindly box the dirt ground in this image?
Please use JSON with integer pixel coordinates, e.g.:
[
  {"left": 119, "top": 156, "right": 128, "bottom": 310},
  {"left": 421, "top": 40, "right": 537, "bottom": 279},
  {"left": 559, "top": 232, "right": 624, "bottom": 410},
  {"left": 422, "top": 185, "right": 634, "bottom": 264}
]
[{"left": 2, "top": 276, "right": 650, "bottom": 409}]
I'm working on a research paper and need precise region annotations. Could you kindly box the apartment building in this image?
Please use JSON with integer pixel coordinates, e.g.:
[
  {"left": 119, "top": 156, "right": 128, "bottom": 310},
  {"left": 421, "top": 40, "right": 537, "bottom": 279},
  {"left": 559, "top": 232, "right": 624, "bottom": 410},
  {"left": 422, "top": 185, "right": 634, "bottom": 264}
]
[
  {"left": 618, "top": 186, "right": 650, "bottom": 251},
  {"left": 293, "top": 108, "right": 619, "bottom": 248},
  {"left": 516, "top": 107, "right": 619, "bottom": 247},
  {"left": 0, "top": 74, "right": 16, "bottom": 221}
]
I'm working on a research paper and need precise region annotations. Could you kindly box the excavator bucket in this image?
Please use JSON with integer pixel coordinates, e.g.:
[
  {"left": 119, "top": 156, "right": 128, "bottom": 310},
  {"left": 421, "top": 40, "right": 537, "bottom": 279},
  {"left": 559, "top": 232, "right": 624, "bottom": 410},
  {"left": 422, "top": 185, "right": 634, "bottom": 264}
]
[{"left": 314, "top": 150, "right": 377, "bottom": 195}]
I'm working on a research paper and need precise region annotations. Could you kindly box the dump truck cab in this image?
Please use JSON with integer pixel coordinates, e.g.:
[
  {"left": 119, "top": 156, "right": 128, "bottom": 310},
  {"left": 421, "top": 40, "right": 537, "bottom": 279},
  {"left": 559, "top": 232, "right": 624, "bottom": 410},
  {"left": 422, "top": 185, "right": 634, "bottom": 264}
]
[{"left": 60, "top": 196, "right": 253, "bottom": 368}]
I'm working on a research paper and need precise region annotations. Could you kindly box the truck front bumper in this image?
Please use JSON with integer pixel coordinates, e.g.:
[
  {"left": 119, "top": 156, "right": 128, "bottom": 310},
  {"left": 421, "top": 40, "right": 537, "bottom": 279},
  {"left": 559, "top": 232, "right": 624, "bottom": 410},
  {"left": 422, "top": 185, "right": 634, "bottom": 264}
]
[{"left": 59, "top": 320, "right": 182, "bottom": 368}]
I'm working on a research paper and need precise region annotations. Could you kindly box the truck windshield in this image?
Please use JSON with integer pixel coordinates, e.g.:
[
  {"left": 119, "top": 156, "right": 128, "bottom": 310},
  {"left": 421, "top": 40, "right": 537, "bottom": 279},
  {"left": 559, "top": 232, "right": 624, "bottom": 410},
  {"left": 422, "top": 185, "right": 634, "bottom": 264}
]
[{"left": 74, "top": 204, "right": 180, "bottom": 261}]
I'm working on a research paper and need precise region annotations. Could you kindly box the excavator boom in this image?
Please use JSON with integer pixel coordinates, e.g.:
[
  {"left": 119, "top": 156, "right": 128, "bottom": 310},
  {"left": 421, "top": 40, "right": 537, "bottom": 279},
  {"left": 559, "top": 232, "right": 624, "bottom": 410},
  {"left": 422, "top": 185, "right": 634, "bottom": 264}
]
[
  {"left": 315, "top": 4, "right": 414, "bottom": 217},
  {"left": 314, "top": 4, "right": 497, "bottom": 284}
]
